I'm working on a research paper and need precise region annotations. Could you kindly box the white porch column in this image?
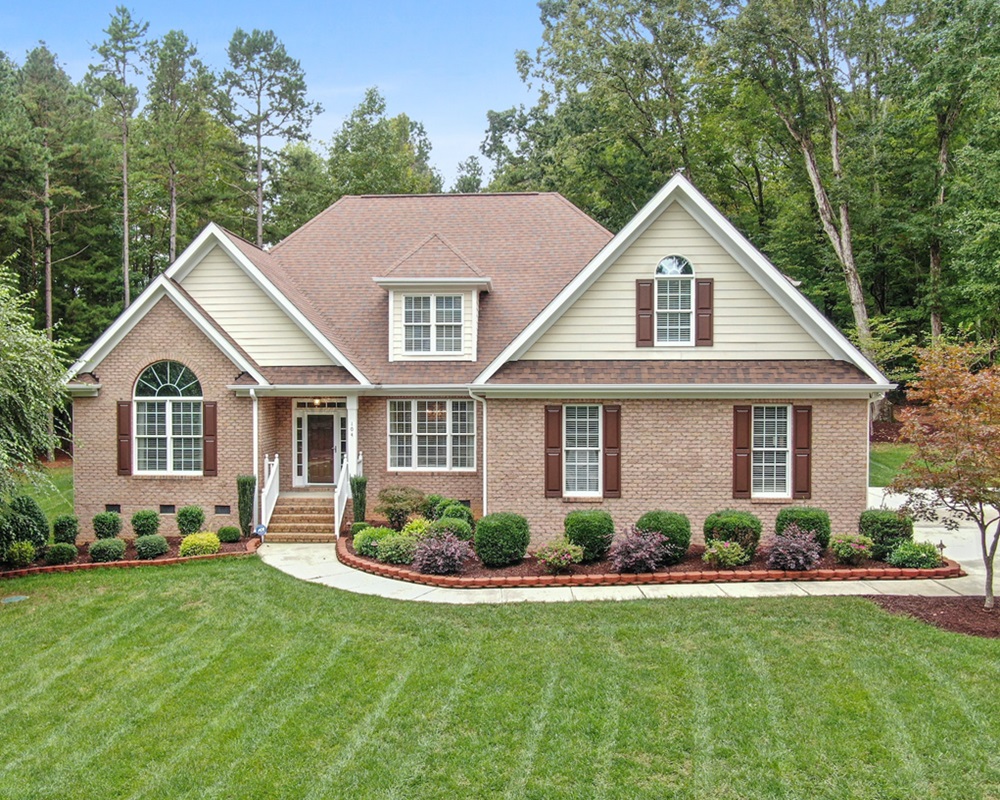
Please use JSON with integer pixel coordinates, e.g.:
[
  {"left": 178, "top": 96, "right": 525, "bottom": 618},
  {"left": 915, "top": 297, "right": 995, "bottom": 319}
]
[
  {"left": 250, "top": 389, "right": 259, "bottom": 527},
  {"left": 346, "top": 394, "right": 359, "bottom": 475}
]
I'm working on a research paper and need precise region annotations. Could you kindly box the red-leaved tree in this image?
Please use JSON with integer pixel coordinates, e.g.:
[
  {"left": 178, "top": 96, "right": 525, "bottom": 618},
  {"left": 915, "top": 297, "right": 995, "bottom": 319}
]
[{"left": 890, "top": 343, "right": 1000, "bottom": 609}]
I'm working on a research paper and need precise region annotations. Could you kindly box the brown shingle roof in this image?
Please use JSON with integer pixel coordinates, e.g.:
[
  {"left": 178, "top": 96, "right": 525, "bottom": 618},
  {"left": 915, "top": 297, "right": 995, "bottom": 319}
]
[
  {"left": 488, "top": 360, "right": 875, "bottom": 385},
  {"left": 261, "top": 366, "right": 359, "bottom": 385},
  {"left": 384, "top": 233, "right": 485, "bottom": 279}
]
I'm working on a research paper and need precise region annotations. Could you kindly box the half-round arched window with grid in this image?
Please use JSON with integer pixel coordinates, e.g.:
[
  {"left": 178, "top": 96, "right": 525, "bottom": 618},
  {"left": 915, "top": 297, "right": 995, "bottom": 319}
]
[{"left": 133, "top": 361, "right": 203, "bottom": 473}]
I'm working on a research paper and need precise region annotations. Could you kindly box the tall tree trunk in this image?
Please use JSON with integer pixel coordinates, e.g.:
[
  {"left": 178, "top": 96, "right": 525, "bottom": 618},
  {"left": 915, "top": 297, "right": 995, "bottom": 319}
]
[
  {"left": 929, "top": 117, "right": 954, "bottom": 342},
  {"left": 256, "top": 132, "right": 264, "bottom": 248},
  {"left": 168, "top": 162, "right": 178, "bottom": 263},
  {"left": 122, "top": 116, "right": 131, "bottom": 308},
  {"left": 43, "top": 154, "right": 53, "bottom": 337}
]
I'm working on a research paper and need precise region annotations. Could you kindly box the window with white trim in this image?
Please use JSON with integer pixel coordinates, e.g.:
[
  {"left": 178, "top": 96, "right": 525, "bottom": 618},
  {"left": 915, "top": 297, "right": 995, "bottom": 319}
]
[
  {"left": 403, "top": 294, "right": 463, "bottom": 353},
  {"left": 564, "top": 404, "right": 601, "bottom": 496},
  {"left": 388, "top": 399, "right": 475, "bottom": 470},
  {"left": 134, "top": 361, "right": 203, "bottom": 473},
  {"left": 655, "top": 255, "right": 694, "bottom": 345},
  {"left": 752, "top": 405, "right": 790, "bottom": 497}
]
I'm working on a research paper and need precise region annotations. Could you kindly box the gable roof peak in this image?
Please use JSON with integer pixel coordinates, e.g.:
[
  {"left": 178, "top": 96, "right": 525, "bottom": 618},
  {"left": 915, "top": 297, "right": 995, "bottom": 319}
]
[{"left": 383, "top": 232, "right": 485, "bottom": 280}]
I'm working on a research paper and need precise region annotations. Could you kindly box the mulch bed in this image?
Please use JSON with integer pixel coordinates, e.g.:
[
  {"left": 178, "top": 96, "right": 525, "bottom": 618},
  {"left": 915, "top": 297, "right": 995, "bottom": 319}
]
[{"left": 866, "top": 595, "right": 999, "bottom": 638}]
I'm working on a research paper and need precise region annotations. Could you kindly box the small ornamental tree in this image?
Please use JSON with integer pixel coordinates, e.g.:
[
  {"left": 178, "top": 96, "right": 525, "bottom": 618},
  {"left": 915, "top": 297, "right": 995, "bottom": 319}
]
[{"left": 890, "top": 344, "right": 1000, "bottom": 610}]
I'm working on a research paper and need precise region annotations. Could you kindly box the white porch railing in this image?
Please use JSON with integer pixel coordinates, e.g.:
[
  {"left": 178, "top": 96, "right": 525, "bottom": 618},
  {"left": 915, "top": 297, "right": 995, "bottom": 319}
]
[
  {"left": 262, "top": 454, "right": 279, "bottom": 528},
  {"left": 334, "top": 453, "right": 351, "bottom": 537}
]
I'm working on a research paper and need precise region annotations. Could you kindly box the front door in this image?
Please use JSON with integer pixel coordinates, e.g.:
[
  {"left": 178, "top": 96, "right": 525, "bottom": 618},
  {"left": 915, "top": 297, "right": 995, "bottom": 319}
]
[
  {"left": 293, "top": 405, "right": 348, "bottom": 487},
  {"left": 306, "top": 414, "right": 335, "bottom": 484}
]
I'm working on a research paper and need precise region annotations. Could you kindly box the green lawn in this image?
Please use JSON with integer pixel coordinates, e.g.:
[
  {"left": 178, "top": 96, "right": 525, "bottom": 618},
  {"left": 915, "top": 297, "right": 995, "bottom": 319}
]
[
  {"left": 869, "top": 443, "right": 915, "bottom": 488},
  {"left": 0, "top": 560, "right": 997, "bottom": 799},
  {"left": 19, "top": 464, "right": 74, "bottom": 523}
]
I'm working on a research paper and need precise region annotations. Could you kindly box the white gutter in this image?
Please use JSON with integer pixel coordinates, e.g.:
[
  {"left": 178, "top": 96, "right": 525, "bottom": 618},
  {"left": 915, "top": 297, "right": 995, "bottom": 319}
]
[
  {"left": 473, "top": 383, "right": 894, "bottom": 399},
  {"left": 468, "top": 389, "right": 488, "bottom": 516},
  {"left": 250, "top": 388, "right": 259, "bottom": 527}
]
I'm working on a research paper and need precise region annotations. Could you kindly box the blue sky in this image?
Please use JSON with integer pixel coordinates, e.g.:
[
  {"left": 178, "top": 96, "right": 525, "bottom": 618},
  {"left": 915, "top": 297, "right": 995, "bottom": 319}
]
[{"left": 3, "top": 1, "right": 547, "bottom": 185}]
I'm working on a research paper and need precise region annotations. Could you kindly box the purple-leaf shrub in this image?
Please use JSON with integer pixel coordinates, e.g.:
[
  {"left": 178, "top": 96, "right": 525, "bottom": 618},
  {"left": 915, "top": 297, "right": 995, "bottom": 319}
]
[
  {"left": 609, "top": 526, "right": 677, "bottom": 573},
  {"left": 766, "top": 523, "right": 821, "bottom": 571},
  {"left": 412, "top": 533, "right": 471, "bottom": 575}
]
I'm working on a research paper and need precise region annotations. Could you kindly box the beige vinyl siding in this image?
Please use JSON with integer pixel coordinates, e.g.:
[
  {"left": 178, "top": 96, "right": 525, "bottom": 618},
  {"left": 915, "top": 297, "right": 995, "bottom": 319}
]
[
  {"left": 522, "top": 202, "right": 831, "bottom": 361},
  {"left": 181, "top": 246, "right": 333, "bottom": 367},
  {"left": 390, "top": 290, "right": 475, "bottom": 361}
]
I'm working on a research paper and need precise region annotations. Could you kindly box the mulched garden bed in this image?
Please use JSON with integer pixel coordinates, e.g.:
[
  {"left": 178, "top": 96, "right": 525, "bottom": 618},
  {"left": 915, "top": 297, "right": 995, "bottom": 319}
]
[{"left": 866, "top": 595, "right": 999, "bottom": 638}]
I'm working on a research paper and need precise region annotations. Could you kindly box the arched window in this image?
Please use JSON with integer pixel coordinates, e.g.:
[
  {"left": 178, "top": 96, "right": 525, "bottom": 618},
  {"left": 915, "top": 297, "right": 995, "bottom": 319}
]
[
  {"left": 654, "top": 255, "right": 694, "bottom": 345},
  {"left": 134, "top": 361, "right": 203, "bottom": 473}
]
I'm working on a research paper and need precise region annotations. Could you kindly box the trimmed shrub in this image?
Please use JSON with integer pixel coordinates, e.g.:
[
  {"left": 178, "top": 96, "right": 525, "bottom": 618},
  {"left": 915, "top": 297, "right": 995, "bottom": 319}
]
[
  {"left": 135, "top": 534, "right": 169, "bottom": 560},
  {"left": 434, "top": 497, "right": 457, "bottom": 519},
  {"left": 413, "top": 533, "right": 470, "bottom": 575},
  {"left": 92, "top": 511, "right": 122, "bottom": 540},
  {"left": 703, "top": 510, "right": 762, "bottom": 558},
  {"left": 887, "top": 540, "right": 942, "bottom": 569},
  {"left": 860, "top": 510, "right": 915, "bottom": 561},
  {"left": 0, "top": 512, "right": 15, "bottom": 560},
  {"left": 421, "top": 493, "right": 445, "bottom": 520},
  {"left": 636, "top": 511, "right": 691, "bottom": 566},
  {"left": 440, "top": 503, "right": 474, "bottom": 528},
  {"left": 401, "top": 517, "right": 431, "bottom": 538},
  {"left": 427, "top": 517, "right": 473, "bottom": 541},
  {"left": 52, "top": 514, "right": 79, "bottom": 545},
  {"left": 535, "top": 539, "right": 584, "bottom": 574},
  {"left": 353, "top": 526, "right": 394, "bottom": 558},
  {"left": 7, "top": 495, "right": 49, "bottom": 550},
  {"left": 375, "top": 486, "right": 424, "bottom": 531},
  {"left": 89, "top": 538, "right": 126, "bottom": 563},
  {"left": 217, "top": 526, "right": 241, "bottom": 543},
  {"left": 177, "top": 506, "right": 205, "bottom": 537},
  {"left": 564, "top": 510, "right": 614, "bottom": 562},
  {"left": 350, "top": 521, "right": 371, "bottom": 536},
  {"left": 702, "top": 540, "right": 751, "bottom": 568},
  {"left": 609, "top": 527, "right": 670, "bottom": 573},
  {"left": 6, "top": 540, "right": 36, "bottom": 568},
  {"left": 179, "top": 532, "right": 220, "bottom": 557},
  {"left": 45, "top": 542, "right": 77, "bottom": 565},
  {"left": 474, "top": 513, "right": 530, "bottom": 567},
  {"left": 775, "top": 507, "right": 831, "bottom": 550},
  {"left": 375, "top": 534, "right": 418, "bottom": 564},
  {"left": 237, "top": 475, "right": 256, "bottom": 537},
  {"left": 350, "top": 475, "right": 368, "bottom": 524},
  {"left": 131, "top": 510, "right": 160, "bottom": 538},
  {"left": 830, "top": 533, "right": 873, "bottom": 566},
  {"left": 767, "top": 524, "right": 821, "bottom": 571}
]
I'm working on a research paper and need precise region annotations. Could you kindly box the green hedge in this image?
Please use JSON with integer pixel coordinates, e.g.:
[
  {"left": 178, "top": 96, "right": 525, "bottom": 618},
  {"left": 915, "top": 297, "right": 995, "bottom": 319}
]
[
  {"left": 775, "top": 507, "right": 831, "bottom": 550},
  {"left": 860, "top": 510, "right": 914, "bottom": 561},
  {"left": 217, "top": 526, "right": 241, "bottom": 543},
  {"left": 636, "top": 511, "right": 691, "bottom": 566},
  {"left": 179, "top": 532, "right": 220, "bottom": 557},
  {"left": 131, "top": 510, "right": 160, "bottom": 538},
  {"left": 52, "top": 515, "right": 79, "bottom": 545},
  {"left": 354, "top": 526, "right": 395, "bottom": 558},
  {"left": 428, "top": 518, "right": 473, "bottom": 541},
  {"left": 564, "top": 510, "right": 615, "bottom": 562},
  {"left": 703, "top": 510, "right": 762, "bottom": 558},
  {"left": 135, "top": 534, "right": 169, "bottom": 560},
  {"left": 45, "top": 542, "right": 78, "bottom": 565},
  {"left": 177, "top": 506, "right": 205, "bottom": 537},
  {"left": 474, "top": 513, "right": 530, "bottom": 567},
  {"left": 92, "top": 512, "right": 122, "bottom": 540},
  {"left": 89, "top": 538, "right": 126, "bottom": 563}
]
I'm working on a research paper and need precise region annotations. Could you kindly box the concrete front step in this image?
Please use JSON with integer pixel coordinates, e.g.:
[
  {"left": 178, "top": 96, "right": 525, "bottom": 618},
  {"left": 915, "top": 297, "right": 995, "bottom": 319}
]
[
  {"left": 264, "top": 532, "right": 338, "bottom": 544},
  {"left": 267, "top": 523, "right": 335, "bottom": 534},
  {"left": 270, "top": 504, "right": 335, "bottom": 515}
]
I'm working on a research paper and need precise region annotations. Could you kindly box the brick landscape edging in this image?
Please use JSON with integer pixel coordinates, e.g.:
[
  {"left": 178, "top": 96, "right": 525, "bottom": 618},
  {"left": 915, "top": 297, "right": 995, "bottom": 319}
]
[
  {"left": 0, "top": 538, "right": 260, "bottom": 581},
  {"left": 335, "top": 536, "right": 964, "bottom": 589}
]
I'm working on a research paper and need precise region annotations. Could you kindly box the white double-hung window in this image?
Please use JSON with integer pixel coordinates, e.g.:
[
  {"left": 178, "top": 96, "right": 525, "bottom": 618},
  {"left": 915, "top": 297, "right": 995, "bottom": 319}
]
[
  {"left": 388, "top": 399, "right": 475, "bottom": 470},
  {"left": 134, "top": 361, "right": 203, "bottom": 474},
  {"left": 403, "top": 294, "right": 463, "bottom": 354},
  {"left": 752, "top": 405, "right": 790, "bottom": 497},
  {"left": 655, "top": 255, "right": 694, "bottom": 345},
  {"left": 564, "top": 404, "right": 601, "bottom": 496}
]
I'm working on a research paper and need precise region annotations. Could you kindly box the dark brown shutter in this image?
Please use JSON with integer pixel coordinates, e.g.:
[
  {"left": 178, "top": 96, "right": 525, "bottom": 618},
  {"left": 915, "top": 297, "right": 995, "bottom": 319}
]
[
  {"left": 733, "top": 405, "right": 751, "bottom": 498},
  {"left": 603, "top": 405, "right": 621, "bottom": 498},
  {"left": 544, "top": 405, "right": 563, "bottom": 497},
  {"left": 203, "top": 401, "right": 218, "bottom": 477},
  {"left": 117, "top": 401, "right": 132, "bottom": 476},
  {"left": 695, "top": 278, "right": 714, "bottom": 346},
  {"left": 636, "top": 279, "right": 654, "bottom": 347},
  {"left": 792, "top": 405, "right": 812, "bottom": 499}
]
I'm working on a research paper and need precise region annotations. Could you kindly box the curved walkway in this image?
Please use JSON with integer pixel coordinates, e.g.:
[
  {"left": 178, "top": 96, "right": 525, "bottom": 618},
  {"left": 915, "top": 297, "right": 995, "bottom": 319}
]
[{"left": 257, "top": 488, "right": 987, "bottom": 604}]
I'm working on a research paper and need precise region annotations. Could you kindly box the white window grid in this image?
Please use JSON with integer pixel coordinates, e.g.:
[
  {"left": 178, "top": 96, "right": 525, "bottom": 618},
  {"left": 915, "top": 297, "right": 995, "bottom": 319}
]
[
  {"left": 135, "top": 399, "right": 203, "bottom": 474},
  {"left": 655, "top": 277, "right": 693, "bottom": 344},
  {"left": 564, "top": 405, "right": 601, "bottom": 496},
  {"left": 387, "top": 399, "right": 476, "bottom": 471},
  {"left": 752, "top": 405, "right": 790, "bottom": 497},
  {"left": 402, "top": 294, "right": 464, "bottom": 354}
]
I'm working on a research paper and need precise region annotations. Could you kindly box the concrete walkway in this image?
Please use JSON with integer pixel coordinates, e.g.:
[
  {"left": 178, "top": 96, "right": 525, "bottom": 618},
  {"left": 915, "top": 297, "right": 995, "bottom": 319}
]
[{"left": 257, "top": 488, "right": 988, "bottom": 604}]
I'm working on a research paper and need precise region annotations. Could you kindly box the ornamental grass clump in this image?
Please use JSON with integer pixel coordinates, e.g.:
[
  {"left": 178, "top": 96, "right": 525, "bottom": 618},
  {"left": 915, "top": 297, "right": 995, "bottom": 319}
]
[
  {"left": 635, "top": 511, "right": 691, "bottom": 565},
  {"left": 767, "top": 524, "right": 821, "bottom": 571},
  {"left": 702, "top": 540, "right": 750, "bottom": 568},
  {"left": 830, "top": 533, "right": 874, "bottom": 565},
  {"left": 353, "top": 526, "right": 394, "bottom": 558},
  {"left": 412, "top": 533, "right": 470, "bottom": 575},
  {"left": 859, "top": 509, "right": 914, "bottom": 561},
  {"left": 179, "top": 532, "right": 220, "bottom": 557},
  {"left": 887, "top": 540, "right": 942, "bottom": 569},
  {"left": 564, "top": 510, "right": 614, "bottom": 562},
  {"left": 474, "top": 512, "right": 530, "bottom": 567},
  {"left": 535, "top": 539, "right": 585, "bottom": 574},
  {"left": 375, "top": 534, "right": 419, "bottom": 565},
  {"left": 608, "top": 526, "right": 674, "bottom": 573},
  {"left": 703, "top": 509, "right": 762, "bottom": 558}
]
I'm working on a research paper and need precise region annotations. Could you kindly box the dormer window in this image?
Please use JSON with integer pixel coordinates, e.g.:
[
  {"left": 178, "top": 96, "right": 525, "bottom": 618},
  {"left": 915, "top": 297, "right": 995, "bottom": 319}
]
[
  {"left": 655, "top": 255, "right": 694, "bottom": 345},
  {"left": 403, "top": 294, "right": 464, "bottom": 354}
]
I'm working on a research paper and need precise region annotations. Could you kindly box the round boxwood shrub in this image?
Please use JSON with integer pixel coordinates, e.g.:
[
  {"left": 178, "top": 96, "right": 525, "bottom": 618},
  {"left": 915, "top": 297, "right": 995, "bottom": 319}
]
[
  {"left": 176, "top": 506, "right": 205, "bottom": 537},
  {"left": 413, "top": 533, "right": 470, "bottom": 575},
  {"left": 375, "top": 534, "right": 418, "bottom": 564},
  {"left": 859, "top": 509, "right": 914, "bottom": 561},
  {"left": 887, "top": 540, "right": 941, "bottom": 569},
  {"left": 434, "top": 497, "right": 457, "bottom": 519},
  {"left": 775, "top": 507, "right": 831, "bottom": 550},
  {"left": 131, "top": 509, "right": 160, "bottom": 538},
  {"left": 350, "top": 521, "right": 371, "bottom": 536},
  {"left": 6, "top": 540, "right": 37, "bottom": 568},
  {"left": 92, "top": 511, "right": 122, "bottom": 540},
  {"left": 7, "top": 495, "right": 49, "bottom": 550},
  {"left": 135, "top": 534, "right": 170, "bottom": 560},
  {"left": 89, "top": 537, "right": 126, "bottom": 563},
  {"left": 440, "top": 503, "right": 474, "bottom": 528},
  {"left": 421, "top": 494, "right": 445, "bottom": 520},
  {"left": 474, "top": 512, "right": 530, "bottom": 567},
  {"left": 52, "top": 514, "right": 79, "bottom": 545},
  {"left": 353, "top": 526, "right": 394, "bottom": 558},
  {"left": 45, "top": 542, "right": 78, "bottom": 565},
  {"left": 179, "top": 532, "right": 220, "bottom": 557},
  {"left": 636, "top": 511, "right": 691, "bottom": 566},
  {"left": 217, "top": 526, "right": 241, "bottom": 543},
  {"left": 428, "top": 517, "right": 473, "bottom": 541},
  {"left": 703, "top": 509, "right": 762, "bottom": 558},
  {"left": 564, "top": 510, "right": 614, "bottom": 562}
]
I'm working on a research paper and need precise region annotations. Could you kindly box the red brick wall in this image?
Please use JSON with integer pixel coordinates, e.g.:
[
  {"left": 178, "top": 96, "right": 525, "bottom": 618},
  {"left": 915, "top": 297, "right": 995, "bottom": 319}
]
[
  {"left": 73, "top": 296, "right": 253, "bottom": 540},
  {"left": 486, "top": 397, "right": 869, "bottom": 546}
]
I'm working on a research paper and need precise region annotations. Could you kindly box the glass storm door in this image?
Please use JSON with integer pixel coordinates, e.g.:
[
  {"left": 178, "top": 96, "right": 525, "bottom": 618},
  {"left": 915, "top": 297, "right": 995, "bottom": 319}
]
[{"left": 306, "top": 414, "right": 335, "bottom": 484}]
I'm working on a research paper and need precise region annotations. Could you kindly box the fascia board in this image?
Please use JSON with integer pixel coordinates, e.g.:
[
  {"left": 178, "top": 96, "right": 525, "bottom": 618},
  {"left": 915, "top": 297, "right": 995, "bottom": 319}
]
[
  {"left": 474, "top": 383, "right": 892, "bottom": 400},
  {"left": 373, "top": 277, "right": 493, "bottom": 292},
  {"left": 228, "top": 385, "right": 364, "bottom": 397}
]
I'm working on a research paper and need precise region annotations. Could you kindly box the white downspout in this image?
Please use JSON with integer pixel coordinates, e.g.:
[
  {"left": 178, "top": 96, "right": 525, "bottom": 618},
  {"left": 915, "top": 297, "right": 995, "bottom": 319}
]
[
  {"left": 250, "top": 388, "right": 259, "bottom": 527},
  {"left": 469, "top": 389, "right": 487, "bottom": 516}
]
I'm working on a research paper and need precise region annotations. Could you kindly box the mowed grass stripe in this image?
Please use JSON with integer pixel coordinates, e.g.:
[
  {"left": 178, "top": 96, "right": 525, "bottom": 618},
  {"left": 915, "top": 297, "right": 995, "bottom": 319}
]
[{"left": 503, "top": 665, "right": 559, "bottom": 799}]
